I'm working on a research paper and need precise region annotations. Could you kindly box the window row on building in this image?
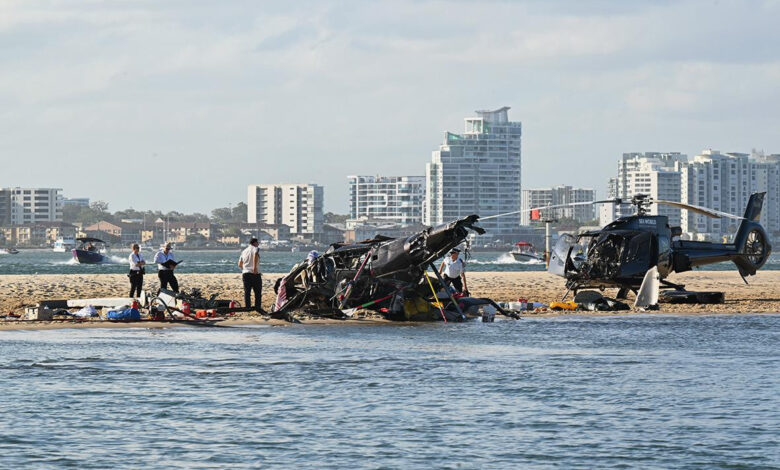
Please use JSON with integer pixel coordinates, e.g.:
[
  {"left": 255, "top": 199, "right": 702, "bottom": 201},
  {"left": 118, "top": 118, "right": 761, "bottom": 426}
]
[{"left": 600, "top": 150, "right": 780, "bottom": 239}]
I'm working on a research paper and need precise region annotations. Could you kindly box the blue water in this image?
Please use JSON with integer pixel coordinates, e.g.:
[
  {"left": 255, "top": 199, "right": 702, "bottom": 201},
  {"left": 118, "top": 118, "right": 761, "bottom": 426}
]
[
  {"left": 1, "top": 315, "right": 777, "bottom": 468},
  {"left": 2, "top": 249, "right": 779, "bottom": 275}
]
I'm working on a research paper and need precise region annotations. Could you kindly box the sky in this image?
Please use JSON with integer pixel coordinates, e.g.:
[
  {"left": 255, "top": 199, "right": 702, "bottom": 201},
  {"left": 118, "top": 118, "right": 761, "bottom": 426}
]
[{"left": 1, "top": 0, "right": 779, "bottom": 214}]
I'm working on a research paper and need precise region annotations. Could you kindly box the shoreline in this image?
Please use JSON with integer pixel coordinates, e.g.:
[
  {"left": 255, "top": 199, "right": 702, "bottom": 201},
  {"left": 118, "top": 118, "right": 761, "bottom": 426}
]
[
  {"left": 2, "top": 271, "right": 780, "bottom": 331},
  {"left": 3, "top": 311, "right": 779, "bottom": 332}
]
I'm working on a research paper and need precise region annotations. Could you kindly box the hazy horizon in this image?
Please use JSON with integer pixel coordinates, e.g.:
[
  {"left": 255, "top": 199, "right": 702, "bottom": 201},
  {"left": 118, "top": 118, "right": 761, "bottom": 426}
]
[{"left": 1, "top": 0, "right": 779, "bottom": 214}]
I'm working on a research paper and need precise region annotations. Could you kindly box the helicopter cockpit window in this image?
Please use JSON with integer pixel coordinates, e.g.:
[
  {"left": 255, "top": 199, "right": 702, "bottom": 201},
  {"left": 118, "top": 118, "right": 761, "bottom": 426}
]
[
  {"left": 569, "top": 235, "right": 594, "bottom": 269},
  {"left": 548, "top": 233, "right": 575, "bottom": 277},
  {"left": 658, "top": 235, "right": 670, "bottom": 255},
  {"left": 625, "top": 232, "right": 652, "bottom": 263}
]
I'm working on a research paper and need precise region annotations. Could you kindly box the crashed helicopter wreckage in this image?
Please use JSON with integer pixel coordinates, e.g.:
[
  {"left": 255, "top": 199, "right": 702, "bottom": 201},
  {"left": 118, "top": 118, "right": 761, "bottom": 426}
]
[{"left": 272, "top": 215, "right": 516, "bottom": 321}]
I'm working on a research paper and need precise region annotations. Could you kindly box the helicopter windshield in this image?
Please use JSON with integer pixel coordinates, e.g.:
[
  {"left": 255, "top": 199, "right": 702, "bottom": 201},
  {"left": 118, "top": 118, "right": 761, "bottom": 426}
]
[
  {"left": 548, "top": 233, "right": 575, "bottom": 277},
  {"left": 570, "top": 235, "right": 595, "bottom": 270}
]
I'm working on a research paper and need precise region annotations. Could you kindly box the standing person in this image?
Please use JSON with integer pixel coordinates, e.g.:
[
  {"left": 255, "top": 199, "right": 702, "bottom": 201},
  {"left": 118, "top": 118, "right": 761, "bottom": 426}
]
[
  {"left": 238, "top": 237, "right": 262, "bottom": 312},
  {"left": 439, "top": 248, "right": 469, "bottom": 296},
  {"left": 128, "top": 243, "right": 146, "bottom": 298},
  {"left": 154, "top": 243, "right": 179, "bottom": 292}
]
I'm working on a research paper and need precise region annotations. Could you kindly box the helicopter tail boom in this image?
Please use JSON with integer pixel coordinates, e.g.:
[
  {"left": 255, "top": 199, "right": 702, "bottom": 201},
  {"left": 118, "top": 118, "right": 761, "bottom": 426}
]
[{"left": 673, "top": 192, "right": 771, "bottom": 276}]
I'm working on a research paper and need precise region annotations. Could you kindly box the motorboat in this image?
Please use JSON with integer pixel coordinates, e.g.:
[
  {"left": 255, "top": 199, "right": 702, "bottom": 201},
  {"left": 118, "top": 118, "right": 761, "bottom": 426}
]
[
  {"left": 510, "top": 242, "right": 544, "bottom": 262},
  {"left": 53, "top": 236, "right": 77, "bottom": 252},
  {"left": 0, "top": 247, "right": 20, "bottom": 255},
  {"left": 72, "top": 237, "right": 109, "bottom": 264}
]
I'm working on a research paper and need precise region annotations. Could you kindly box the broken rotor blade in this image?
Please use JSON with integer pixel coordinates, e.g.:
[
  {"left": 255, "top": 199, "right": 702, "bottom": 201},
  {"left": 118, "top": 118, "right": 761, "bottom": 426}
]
[{"left": 653, "top": 200, "right": 745, "bottom": 220}]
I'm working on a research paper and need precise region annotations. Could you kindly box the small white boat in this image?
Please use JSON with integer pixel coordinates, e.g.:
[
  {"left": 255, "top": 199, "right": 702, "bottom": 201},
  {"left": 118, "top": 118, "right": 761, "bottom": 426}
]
[
  {"left": 53, "top": 236, "right": 77, "bottom": 252},
  {"left": 510, "top": 242, "right": 544, "bottom": 262},
  {"left": 0, "top": 247, "right": 20, "bottom": 255}
]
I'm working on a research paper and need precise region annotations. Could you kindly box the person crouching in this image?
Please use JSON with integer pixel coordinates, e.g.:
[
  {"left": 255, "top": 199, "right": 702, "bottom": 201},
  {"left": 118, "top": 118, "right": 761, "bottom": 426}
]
[{"left": 439, "top": 248, "right": 469, "bottom": 296}]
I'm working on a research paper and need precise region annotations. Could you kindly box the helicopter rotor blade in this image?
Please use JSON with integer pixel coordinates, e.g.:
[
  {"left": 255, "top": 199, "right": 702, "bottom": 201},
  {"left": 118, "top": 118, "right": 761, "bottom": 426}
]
[
  {"left": 592, "top": 198, "right": 634, "bottom": 205},
  {"left": 481, "top": 197, "right": 639, "bottom": 221},
  {"left": 526, "top": 201, "right": 598, "bottom": 212},
  {"left": 652, "top": 199, "right": 745, "bottom": 220},
  {"left": 480, "top": 201, "right": 596, "bottom": 220}
]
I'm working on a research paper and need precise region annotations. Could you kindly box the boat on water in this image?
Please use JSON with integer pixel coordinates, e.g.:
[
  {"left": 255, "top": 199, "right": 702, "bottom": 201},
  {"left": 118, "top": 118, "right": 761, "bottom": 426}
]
[
  {"left": 53, "top": 236, "right": 77, "bottom": 252},
  {"left": 510, "top": 242, "right": 544, "bottom": 262},
  {"left": 71, "top": 237, "right": 109, "bottom": 264},
  {"left": 0, "top": 247, "right": 20, "bottom": 255}
]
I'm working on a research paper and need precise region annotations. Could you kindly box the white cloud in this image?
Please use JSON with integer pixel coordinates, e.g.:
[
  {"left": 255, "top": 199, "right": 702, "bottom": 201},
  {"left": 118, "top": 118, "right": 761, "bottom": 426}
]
[{"left": 0, "top": 0, "right": 779, "bottom": 212}]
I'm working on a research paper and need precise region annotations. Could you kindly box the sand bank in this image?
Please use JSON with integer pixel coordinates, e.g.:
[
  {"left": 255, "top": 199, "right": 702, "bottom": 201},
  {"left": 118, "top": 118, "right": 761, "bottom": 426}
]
[{"left": 1, "top": 271, "right": 779, "bottom": 330}]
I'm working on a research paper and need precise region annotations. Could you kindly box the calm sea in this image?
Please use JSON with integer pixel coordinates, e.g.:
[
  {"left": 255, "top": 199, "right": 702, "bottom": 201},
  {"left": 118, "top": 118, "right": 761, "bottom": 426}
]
[
  {"left": 0, "top": 315, "right": 777, "bottom": 468},
  {"left": 2, "top": 249, "right": 779, "bottom": 275}
]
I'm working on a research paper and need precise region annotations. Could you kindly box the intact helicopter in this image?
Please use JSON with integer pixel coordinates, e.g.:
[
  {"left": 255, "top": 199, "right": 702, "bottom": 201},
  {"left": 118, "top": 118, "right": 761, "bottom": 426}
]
[{"left": 541, "top": 192, "right": 772, "bottom": 298}]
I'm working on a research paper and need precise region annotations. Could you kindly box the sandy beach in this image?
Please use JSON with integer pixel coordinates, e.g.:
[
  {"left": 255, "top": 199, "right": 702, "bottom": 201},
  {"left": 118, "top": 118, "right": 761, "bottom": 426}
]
[{"left": 2, "top": 271, "right": 779, "bottom": 330}]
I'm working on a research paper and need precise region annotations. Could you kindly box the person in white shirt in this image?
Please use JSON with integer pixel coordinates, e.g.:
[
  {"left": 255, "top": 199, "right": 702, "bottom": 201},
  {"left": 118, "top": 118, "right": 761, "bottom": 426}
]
[
  {"left": 154, "top": 243, "right": 179, "bottom": 292},
  {"left": 128, "top": 243, "right": 146, "bottom": 298},
  {"left": 438, "top": 248, "right": 469, "bottom": 295},
  {"left": 238, "top": 237, "right": 262, "bottom": 312}
]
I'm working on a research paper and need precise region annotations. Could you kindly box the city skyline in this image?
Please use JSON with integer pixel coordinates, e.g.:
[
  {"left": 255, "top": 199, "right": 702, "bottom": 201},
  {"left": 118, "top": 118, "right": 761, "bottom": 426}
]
[{"left": 1, "top": 1, "right": 779, "bottom": 214}]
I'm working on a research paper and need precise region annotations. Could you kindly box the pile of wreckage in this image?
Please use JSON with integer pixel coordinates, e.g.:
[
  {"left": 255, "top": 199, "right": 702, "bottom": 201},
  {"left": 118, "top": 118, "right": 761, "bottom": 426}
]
[
  {"left": 271, "top": 215, "right": 521, "bottom": 322},
  {"left": 9, "top": 288, "right": 260, "bottom": 326}
]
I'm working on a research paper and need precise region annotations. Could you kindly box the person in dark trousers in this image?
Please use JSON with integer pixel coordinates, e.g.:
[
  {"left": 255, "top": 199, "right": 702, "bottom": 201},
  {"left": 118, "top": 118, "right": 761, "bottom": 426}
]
[
  {"left": 238, "top": 238, "right": 262, "bottom": 312},
  {"left": 128, "top": 243, "right": 146, "bottom": 298},
  {"left": 154, "top": 243, "right": 179, "bottom": 292},
  {"left": 438, "top": 248, "right": 469, "bottom": 296}
]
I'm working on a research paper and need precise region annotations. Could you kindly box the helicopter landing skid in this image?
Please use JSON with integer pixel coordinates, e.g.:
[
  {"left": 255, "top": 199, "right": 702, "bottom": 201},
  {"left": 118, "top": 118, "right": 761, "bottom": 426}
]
[{"left": 660, "top": 279, "right": 687, "bottom": 291}]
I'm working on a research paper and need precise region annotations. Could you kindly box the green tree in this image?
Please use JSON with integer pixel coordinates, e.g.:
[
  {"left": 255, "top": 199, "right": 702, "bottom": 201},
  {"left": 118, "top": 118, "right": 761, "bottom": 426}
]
[
  {"left": 232, "top": 202, "right": 247, "bottom": 222},
  {"left": 90, "top": 201, "right": 109, "bottom": 214},
  {"left": 211, "top": 202, "right": 247, "bottom": 223},
  {"left": 211, "top": 207, "right": 232, "bottom": 222},
  {"left": 324, "top": 212, "right": 348, "bottom": 224}
]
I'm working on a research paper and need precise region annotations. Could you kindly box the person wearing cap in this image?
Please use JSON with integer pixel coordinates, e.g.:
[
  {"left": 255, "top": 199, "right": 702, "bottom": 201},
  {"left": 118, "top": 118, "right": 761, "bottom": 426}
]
[
  {"left": 238, "top": 237, "right": 262, "bottom": 312},
  {"left": 128, "top": 243, "right": 146, "bottom": 298},
  {"left": 439, "top": 248, "right": 469, "bottom": 296},
  {"left": 154, "top": 242, "right": 179, "bottom": 292}
]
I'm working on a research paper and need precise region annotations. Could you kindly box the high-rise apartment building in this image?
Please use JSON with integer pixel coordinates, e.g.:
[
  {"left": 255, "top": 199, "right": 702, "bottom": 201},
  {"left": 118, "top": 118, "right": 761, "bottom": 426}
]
[
  {"left": 348, "top": 175, "right": 424, "bottom": 225},
  {"left": 425, "top": 107, "right": 522, "bottom": 235},
  {"left": 751, "top": 153, "right": 780, "bottom": 235},
  {"left": 0, "top": 189, "right": 10, "bottom": 226},
  {"left": 602, "top": 150, "right": 780, "bottom": 239},
  {"left": 247, "top": 184, "right": 324, "bottom": 236},
  {"left": 3, "top": 187, "right": 63, "bottom": 225},
  {"left": 521, "top": 186, "right": 596, "bottom": 225},
  {"left": 600, "top": 153, "right": 686, "bottom": 227},
  {"left": 681, "top": 150, "right": 780, "bottom": 236}
]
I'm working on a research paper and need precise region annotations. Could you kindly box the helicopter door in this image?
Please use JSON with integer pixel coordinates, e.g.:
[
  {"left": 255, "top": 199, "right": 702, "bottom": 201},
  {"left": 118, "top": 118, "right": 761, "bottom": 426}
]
[
  {"left": 618, "top": 232, "right": 654, "bottom": 278},
  {"left": 548, "top": 233, "right": 575, "bottom": 277}
]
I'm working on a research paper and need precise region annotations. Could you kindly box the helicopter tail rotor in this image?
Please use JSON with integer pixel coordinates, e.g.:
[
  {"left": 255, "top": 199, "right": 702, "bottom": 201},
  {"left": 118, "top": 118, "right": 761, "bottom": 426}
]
[{"left": 732, "top": 193, "right": 772, "bottom": 276}]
